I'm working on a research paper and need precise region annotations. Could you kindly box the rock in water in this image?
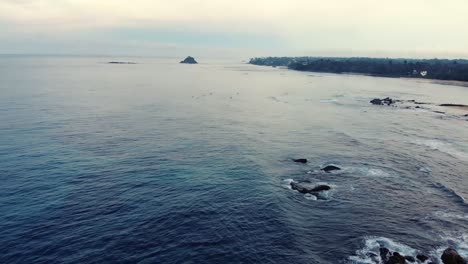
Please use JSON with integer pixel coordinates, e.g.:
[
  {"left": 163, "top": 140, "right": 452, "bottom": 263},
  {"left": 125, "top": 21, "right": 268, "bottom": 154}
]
[
  {"left": 370, "top": 97, "right": 395, "bottom": 106},
  {"left": 180, "top": 56, "right": 198, "bottom": 64},
  {"left": 293, "top": 158, "right": 308, "bottom": 163},
  {"left": 321, "top": 165, "right": 341, "bottom": 172},
  {"left": 108, "top": 61, "right": 137, "bottom": 64},
  {"left": 290, "top": 182, "right": 331, "bottom": 194},
  {"left": 440, "top": 104, "right": 468, "bottom": 107},
  {"left": 387, "top": 252, "right": 406, "bottom": 264},
  {"left": 380, "top": 247, "right": 390, "bottom": 263},
  {"left": 441, "top": 248, "right": 466, "bottom": 264},
  {"left": 416, "top": 255, "right": 429, "bottom": 262},
  {"left": 311, "top": 185, "right": 332, "bottom": 192}
]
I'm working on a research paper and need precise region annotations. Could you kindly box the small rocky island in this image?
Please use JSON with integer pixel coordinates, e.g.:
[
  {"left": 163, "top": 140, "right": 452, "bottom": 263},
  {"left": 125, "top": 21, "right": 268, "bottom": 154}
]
[
  {"left": 107, "top": 61, "right": 137, "bottom": 64},
  {"left": 180, "top": 56, "right": 198, "bottom": 64}
]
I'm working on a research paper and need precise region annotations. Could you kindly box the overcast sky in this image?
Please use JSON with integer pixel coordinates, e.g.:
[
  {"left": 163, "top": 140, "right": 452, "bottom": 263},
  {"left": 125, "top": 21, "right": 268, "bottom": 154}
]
[{"left": 1, "top": 0, "right": 468, "bottom": 58}]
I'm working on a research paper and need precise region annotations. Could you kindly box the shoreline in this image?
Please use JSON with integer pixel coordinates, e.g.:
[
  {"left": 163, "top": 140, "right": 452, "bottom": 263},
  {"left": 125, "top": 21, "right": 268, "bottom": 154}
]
[
  {"left": 249, "top": 56, "right": 468, "bottom": 86},
  {"left": 271, "top": 66, "right": 468, "bottom": 88}
]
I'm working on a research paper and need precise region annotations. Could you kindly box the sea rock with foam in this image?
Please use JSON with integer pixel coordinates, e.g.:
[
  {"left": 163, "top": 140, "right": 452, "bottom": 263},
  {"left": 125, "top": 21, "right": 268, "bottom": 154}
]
[
  {"left": 441, "top": 248, "right": 466, "bottom": 264},
  {"left": 321, "top": 165, "right": 341, "bottom": 172},
  {"left": 290, "top": 181, "right": 331, "bottom": 193},
  {"left": 370, "top": 97, "right": 397, "bottom": 106}
]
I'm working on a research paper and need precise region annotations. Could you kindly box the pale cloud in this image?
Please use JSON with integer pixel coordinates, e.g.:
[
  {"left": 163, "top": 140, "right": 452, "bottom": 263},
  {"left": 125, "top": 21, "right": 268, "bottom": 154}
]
[{"left": 1, "top": 0, "right": 468, "bottom": 57}]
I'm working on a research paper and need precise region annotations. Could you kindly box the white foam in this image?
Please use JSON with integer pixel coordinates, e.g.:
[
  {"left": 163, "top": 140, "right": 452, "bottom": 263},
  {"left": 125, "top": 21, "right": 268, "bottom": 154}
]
[
  {"left": 286, "top": 180, "right": 335, "bottom": 200},
  {"left": 320, "top": 98, "right": 339, "bottom": 103},
  {"left": 345, "top": 166, "right": 391, "bottom": 178},
  {"left": 365, "top": 168, "right": 391, "bottom": 177},
  {"left": 304, "top": 193, "right": 318, "bottom": 200},
  {"left": 419, "top": 167, "right": 432, "bottom": 173},
  {"left": 350, "top": 234, "right": 468, "bottom": 264},
  {"left": 282, "top": 179, "right": 294, "bottom": 190},
  {"left": 434, "top": 182, "right": 467, "bottom": 204},
  {"left": 431, "top": 233, "right": 468, "bottom": 263},
  {"left": 433, "top": 211, "right": 468, "bottom": 221},
  {"left": 411, "top": 139, "right": 468, "bottom": 161},
  {"left": 348, "top": 237, "right": 417, "bottom": 264}
]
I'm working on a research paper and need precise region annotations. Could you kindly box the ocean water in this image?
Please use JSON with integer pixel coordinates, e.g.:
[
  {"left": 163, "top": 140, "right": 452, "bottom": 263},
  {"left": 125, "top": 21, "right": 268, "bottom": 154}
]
[{"left": 0, "top": 56, "right": 467, "bottom": 264}]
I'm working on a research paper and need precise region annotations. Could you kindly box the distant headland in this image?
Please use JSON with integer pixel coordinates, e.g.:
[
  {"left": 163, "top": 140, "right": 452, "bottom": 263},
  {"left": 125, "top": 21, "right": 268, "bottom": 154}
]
[{"left": 249, "top": 57, "right": 468, "bottom": 82}]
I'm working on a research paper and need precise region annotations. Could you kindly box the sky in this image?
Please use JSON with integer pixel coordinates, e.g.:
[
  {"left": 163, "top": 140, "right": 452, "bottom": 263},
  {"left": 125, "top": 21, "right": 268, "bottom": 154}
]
[{"left": 1, "top": 0, "right": 468, "bottom": 58}]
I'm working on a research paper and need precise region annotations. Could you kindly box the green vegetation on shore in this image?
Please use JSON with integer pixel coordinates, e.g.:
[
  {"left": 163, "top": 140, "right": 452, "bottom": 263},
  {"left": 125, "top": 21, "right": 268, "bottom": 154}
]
[{"left": 249, "top": 57, "right": 468, "bottom": 82}]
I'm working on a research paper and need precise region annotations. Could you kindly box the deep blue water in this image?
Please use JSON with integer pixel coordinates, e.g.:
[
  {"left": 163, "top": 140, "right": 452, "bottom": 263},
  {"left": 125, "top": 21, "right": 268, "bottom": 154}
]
[{"left": 1, "top": 56, "right": 468, "bottom": 263}]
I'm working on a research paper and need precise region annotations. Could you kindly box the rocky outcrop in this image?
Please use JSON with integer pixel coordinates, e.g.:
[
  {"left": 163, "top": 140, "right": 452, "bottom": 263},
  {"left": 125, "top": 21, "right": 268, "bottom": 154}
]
[
  {"left": 370, "top": 97, "right": 396, "bottom": 106},
  {"left": 290, "top": 181, "right": 331, "bottom": 194},
  {"left": 376, "top": 247, "right": 466, "bottom": 264},
  {"left": 321, "top": 165, "right": 341, "bottom": 172},
  {"left": 416, "top": 254, "right": 429, "bottom": 262},
  {"left": 387, "top": 252, "right": 407, "bottom": 264},
  {"left": 379, "top": 248, "right": 408, "bottom": 264},
  {"left": 380, "top": 247, "right": 390, "bottom": 262},
  {"left": 441, "top": 248, "right": 466, "bottom": 264},
  {"left": 180, "top": 56, "right": 198, "bottom": 64},
  {"left": 293, "top": 158, "right": 308, "bottom": 164},
  {"left": 440, "top": 104, "right": 468, "bottom": 107},
  {"left": 108, "top": 61, "right": 137, "bottom": 64}
]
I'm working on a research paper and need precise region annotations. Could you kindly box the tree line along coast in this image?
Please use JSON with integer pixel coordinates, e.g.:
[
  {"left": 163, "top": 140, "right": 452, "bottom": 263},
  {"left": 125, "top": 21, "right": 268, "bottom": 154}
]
[{"left": 249, "top": 57, "right": 468, "bottom": 82}]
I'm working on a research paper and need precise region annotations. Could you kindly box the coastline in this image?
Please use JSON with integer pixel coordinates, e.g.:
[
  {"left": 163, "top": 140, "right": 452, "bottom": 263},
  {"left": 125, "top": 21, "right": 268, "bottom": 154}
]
[{"left": 259, "top": 65, "right": 468, "bottom": 88}]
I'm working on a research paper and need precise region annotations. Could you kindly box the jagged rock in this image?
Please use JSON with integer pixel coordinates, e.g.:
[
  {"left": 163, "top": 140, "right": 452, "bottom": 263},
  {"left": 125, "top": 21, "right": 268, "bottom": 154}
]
[
  {"left": 405, "top": 256, "right": 416, "bottom": 262},
  {"left": 293, "top": 158, "right": 308, "bottom": 164},
  {"left": 321, "top": 165, "right": 341, "bottom": 172},
  {"left": 441, "top": 248, "right": 466, "bottom": 264},
  {"left": 370, "top": 97, "right": 395, "bottom": 106},
  {"left": 416, "top": 254, "right": 429, "bottom": 262},
  {"left": 290, "top": 182, "right": 331, "bottom": 194},
  {"left": 387, "top": 252, "right": 406, "bottom": 264},
  {"left": 380, "top": 247, "right": 391, "bottom": 263},
  {"left": 180, "top": 56, "right": 198, "bottom": 64}
]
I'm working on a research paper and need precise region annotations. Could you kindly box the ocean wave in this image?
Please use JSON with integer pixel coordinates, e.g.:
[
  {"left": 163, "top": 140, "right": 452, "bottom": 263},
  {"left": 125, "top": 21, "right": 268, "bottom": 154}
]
[
  {"left": 411, "top": 139, "right": 468, "bottom": 161},
  {"left": 282, "top": 179, "right": 294, "bottom": 190},
  {"left": 319, "top": 98, "right": 339, "bottom": 103},
  {"left": 418, "top": 166, "right": 432, "bottom": 173},
  {"left": 433, "top": 211, "right": 468, "bottom": 221},
  {"left": 304, "top": 193, "right": 318, "bottom": 200},
  {"left": 349, "top": 234, "right": 468, "bottom": 264},
  {"left": 348, "top": 237, "right": 417, "bottom": 264},
  {"left": 346, "top": 166, "right": 392, "bottom": 178},
  {"left": 433, "top": 182, "right": 466, "bottom": 204},
  {"left": 432, "top": 233, "right": 468, "bottom": 262},
  {"left": 307, "top": 165, "right": 392, "bottom": 178}
]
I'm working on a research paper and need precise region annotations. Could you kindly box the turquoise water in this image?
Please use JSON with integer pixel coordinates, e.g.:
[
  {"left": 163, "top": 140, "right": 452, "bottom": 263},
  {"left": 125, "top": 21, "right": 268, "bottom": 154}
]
[{"left": 1, "top": 56, "right": 468, "bottom": 263}]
